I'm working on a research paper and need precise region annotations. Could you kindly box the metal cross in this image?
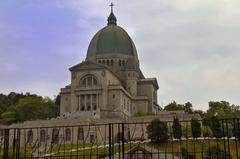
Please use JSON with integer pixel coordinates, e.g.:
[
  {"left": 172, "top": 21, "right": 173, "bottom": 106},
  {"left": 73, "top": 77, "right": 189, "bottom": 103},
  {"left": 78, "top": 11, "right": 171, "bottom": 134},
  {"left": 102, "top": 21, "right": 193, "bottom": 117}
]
[{"left": 110, "top": 2, "right": 114, "bottom": 12}]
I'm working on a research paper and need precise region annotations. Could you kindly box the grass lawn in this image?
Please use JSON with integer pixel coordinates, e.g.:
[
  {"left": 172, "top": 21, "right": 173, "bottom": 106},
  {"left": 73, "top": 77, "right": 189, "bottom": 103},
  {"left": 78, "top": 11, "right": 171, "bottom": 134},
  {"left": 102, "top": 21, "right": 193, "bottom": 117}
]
[
  {"left": 153, "top": 139, "right": 240, "bottom": 159},
  {"left": 1, "top": 140, "right": 239, "bottom": 159}
]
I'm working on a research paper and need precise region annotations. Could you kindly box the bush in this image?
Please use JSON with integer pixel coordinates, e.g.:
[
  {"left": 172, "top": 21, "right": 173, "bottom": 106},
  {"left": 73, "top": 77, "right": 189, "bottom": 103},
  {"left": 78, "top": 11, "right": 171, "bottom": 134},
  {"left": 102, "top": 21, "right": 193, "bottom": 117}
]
[
  {"left": 191, "top": 118, "right": 201, "bottom": 138},
  {"left": 211, "top": 116, "right": 222, "bottom": 138},
  {"left": 172, "top": 117, "right": 182, "bottom": 139},
  {"left": 147, "top": 119, "right": 169, "bottom": 144}
]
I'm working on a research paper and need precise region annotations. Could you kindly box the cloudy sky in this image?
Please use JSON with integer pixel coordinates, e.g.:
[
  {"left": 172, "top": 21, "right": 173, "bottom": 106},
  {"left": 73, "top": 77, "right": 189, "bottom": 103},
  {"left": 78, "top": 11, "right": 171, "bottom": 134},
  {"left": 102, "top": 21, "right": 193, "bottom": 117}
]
[{"left": 0, "top": 0, "right": 240, "bottom": 110}]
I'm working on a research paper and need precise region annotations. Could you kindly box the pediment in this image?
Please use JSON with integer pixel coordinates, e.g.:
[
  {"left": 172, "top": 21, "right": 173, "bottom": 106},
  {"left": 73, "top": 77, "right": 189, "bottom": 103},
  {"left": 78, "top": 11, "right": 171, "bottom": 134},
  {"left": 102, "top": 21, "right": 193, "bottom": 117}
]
[{"left": 69, "top": 61, "right": 106, "bottom": 71}]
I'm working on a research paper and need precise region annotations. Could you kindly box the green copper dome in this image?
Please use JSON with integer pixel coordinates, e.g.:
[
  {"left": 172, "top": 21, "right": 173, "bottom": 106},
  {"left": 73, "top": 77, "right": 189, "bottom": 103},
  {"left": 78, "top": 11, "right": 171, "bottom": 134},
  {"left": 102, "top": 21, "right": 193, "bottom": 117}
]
[{"left": 87, "top": 11, "right": 138, "bottom": 58}]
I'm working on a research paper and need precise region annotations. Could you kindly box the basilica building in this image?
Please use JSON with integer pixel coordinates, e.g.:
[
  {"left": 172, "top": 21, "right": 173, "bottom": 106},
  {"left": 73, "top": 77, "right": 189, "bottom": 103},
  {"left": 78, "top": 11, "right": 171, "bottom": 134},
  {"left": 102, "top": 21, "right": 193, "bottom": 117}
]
[
  {"left": 5, "top": 8, "right": 200, "bottom": 149},
  {"left": 60, "top": 8, "right": 160, "bottom": 119}
]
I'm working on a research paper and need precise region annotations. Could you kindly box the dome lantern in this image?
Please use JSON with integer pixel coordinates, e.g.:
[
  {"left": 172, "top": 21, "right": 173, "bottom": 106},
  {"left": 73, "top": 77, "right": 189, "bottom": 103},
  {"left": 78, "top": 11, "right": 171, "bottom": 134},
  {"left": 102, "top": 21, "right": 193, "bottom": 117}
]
[{"left": 107, "top": 2, "right": 117, "bottom": 25}]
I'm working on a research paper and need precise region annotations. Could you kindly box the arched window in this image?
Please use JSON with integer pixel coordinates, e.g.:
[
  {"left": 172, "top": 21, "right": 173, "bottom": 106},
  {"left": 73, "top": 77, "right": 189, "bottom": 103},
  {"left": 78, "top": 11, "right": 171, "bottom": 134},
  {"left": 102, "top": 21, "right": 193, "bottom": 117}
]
[
  {"left": 40, "top": 129, "right": 46, "bottom": 143},
  {"left": 27, "top": 130, "right": 33, "bottom": 143},
  {"left": 80, "top": 75, "right": 98, "bottom": 87},
  {"left": 82, "top": 78, "right": 86, "bottom": 86},
  {"left": 65, "top": 128, "right": 71, "bottom": 141}
]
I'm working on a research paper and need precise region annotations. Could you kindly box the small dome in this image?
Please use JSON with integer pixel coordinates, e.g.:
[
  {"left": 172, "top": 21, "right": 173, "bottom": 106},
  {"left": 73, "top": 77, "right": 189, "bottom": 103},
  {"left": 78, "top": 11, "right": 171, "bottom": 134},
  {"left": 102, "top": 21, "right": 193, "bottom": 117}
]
[{"left": 86, "top": 24, "right": 138, "bottom": 58}]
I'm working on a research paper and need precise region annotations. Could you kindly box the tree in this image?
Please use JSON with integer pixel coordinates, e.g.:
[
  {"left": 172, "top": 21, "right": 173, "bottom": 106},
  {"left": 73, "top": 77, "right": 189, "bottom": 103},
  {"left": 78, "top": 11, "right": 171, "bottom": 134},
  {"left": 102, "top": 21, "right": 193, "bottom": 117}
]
[
  {"left": 184, "top": 102, "right": 193, "bottom": 114},
  {"left": 0, "top": 94, "right": 11, "bottom": 114},
  {"left": 147, "top": 119, "right": 169, "bottom": 144},
  {"left": 164, "top": 101, "right": 184, "bottom": 111},
  {"left": 172, "top": 117, "right": 182, "bottom": 139},
  {"left": 191, "top": 118, "right": 201, "bottom": 138}
]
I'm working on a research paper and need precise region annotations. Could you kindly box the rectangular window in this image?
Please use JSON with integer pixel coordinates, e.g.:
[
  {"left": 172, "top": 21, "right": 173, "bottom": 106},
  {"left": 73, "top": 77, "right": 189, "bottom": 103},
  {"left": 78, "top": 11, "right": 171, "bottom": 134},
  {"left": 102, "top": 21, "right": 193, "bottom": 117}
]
[
  {"left": 86, "top": 95, "right": 91, "bottom": 111},
  {"left": 92, "top": 94, "right": 97, "bottom": 110},
  {"left": 80, "top": 95, "right": 85, "bottom": 111}
]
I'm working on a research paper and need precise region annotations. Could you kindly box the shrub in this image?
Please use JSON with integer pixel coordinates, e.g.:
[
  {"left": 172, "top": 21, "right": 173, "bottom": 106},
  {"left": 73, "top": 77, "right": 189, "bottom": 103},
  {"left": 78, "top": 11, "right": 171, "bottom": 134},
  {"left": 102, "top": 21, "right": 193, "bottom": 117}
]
[
  {"left": 147, "top": 119, "right": 169, "bottom": 144},
  {"left": 191, "top": 118, "right": 201, "bottom": 138},
  {"left": 172, "top": 117, "right": 182, "bottom": 139}
]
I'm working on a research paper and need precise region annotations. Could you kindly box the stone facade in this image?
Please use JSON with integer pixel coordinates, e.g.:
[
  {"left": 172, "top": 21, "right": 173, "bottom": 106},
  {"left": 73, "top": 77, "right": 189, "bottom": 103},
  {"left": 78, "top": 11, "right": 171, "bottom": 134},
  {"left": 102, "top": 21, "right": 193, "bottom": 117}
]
[{"left": 60, "top": 10, "right": 160, "bottom": 120}]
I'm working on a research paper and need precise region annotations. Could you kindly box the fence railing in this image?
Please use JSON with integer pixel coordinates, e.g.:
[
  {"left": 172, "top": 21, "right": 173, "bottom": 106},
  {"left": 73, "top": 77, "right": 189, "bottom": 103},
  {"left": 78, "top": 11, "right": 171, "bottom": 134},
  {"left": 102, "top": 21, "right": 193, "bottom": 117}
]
[{"left": 0, "top": 118, "right": 239, "bottom": 159}]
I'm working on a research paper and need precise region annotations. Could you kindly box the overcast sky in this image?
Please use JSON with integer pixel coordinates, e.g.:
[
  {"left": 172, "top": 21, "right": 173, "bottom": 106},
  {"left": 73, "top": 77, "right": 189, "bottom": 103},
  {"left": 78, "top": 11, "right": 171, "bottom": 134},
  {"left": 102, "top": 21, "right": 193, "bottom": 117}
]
[{"left": 0, "top": 0, "right": 240, "bottom": 110}]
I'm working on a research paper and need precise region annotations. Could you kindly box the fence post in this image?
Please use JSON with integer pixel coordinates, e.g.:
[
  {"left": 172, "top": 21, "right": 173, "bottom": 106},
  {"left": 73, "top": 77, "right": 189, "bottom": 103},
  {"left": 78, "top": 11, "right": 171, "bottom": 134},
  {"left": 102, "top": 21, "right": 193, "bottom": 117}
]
[
  {"left": 3, "top": 129, "right": 10, "bottom": 159},
  {"left": 109, "top": 123, "right": 112, "bottom": 159},
  {"left": 122, "top": 123, "right": 125, "bottom": 159},
  {"left": 16, "top": 129, "right": 20, "bottom": 159}
]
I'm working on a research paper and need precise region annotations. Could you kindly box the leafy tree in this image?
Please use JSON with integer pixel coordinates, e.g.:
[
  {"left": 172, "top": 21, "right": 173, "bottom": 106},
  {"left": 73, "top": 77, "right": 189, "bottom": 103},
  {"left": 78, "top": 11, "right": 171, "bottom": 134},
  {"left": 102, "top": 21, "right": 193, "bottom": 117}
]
[
  {"left": 205, "top": 101, "right": 240, "bottom": 119},
  {"left": 147, "top": 119, "right": 169, "bottom": 144},
  {"left": 7, "top": 92, "right": 24, "bottom": 105},
  {"left": 54, "top": 94, "right": 61, "bottom": 106},
  {"left": 164, "top": 101, "right": 194, "bottom": 114},
  {"left": 172, "top": 117, "right": 182, "bottom": 139},
  {"left": 164, "top": 101, "right": 184, "bottom": 111},
  {"left": 191, "top": 118, "right": 201, "bottom": 138},
  {"left": 184, "top": 102, "right": 193, "bottom": 114},
  {"left": 0, "top": 111, "right": 16, "bottom": 124},
  {"left": 0, "top": 93, "right": 11, "bottom": 114}
]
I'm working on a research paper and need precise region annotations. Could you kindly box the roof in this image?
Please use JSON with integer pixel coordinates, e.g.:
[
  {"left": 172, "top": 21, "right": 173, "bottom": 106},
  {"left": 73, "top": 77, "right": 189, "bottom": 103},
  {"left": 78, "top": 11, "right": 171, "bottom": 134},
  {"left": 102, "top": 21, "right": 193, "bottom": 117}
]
[
  {"left": 86, "top": 24, "right": 138, "bottom": 58},
  {"left": 138, "top": 78, "right": 159, "bottom": 89}
]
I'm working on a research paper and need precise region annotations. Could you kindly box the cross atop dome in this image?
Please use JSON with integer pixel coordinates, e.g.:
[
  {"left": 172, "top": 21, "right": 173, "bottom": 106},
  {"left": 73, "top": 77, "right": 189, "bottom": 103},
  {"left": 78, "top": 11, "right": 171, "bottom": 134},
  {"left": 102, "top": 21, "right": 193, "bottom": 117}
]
[
  {"left": 107, "top": 2, "right": 117, "bottom": 25},
  {"left": 110, "top": 2, "right": 114, "bottom": 13}
]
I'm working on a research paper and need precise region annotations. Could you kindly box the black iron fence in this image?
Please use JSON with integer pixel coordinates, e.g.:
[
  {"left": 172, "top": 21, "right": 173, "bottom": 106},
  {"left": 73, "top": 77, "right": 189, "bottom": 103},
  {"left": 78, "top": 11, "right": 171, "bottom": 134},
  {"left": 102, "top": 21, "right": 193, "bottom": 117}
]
[{"left": 0, "top": 118, "right": 239, "bottom": 159}]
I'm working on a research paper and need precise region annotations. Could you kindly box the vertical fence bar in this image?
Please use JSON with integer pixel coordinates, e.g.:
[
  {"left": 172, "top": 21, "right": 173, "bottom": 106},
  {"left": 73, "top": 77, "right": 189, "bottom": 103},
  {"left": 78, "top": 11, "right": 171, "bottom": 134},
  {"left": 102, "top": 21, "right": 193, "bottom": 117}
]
[
  {"left": 12, "top": 129, "right": 16, "bottom": 159},
  {"left": 16, "top": 129, "right": 20, "bottom": 159},
  {"left": 109, "top": 123, "right": 112, "bottom": 159},
  {"left": 118, "top": 123, "right": 121, "bottom": 159},
  {"left": 235, "top": 119, "right": 240, "bottom": 159},
  {"left": 3, "top": 129, "right": 10, "bottom": 159},
  {"left": 121, "top": 123, "right": 125, "bottom": 159},
  {"left": 226, "top": 119, "right": 231, "bottom": 159},
  {"left": 221, "top": 119, "right": 227, "bottom": 159}
]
